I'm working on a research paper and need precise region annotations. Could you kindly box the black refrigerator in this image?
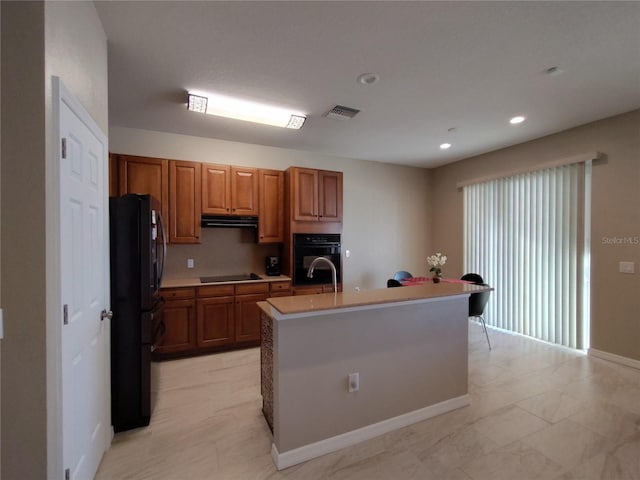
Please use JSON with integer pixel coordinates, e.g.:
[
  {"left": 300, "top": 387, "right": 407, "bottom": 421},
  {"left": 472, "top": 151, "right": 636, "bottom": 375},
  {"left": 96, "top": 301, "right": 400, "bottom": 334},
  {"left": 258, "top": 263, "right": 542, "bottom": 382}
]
[{"left": 109, "top": 194, "right": 166, "bottom": 432}]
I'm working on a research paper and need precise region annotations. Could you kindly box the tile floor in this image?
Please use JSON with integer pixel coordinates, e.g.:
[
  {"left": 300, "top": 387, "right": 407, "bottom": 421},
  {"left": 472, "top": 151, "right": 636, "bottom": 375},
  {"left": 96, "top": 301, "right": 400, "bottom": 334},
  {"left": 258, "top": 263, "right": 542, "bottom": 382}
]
[{"left": 96, "top": 323, "right": 640, "bottom": 479}]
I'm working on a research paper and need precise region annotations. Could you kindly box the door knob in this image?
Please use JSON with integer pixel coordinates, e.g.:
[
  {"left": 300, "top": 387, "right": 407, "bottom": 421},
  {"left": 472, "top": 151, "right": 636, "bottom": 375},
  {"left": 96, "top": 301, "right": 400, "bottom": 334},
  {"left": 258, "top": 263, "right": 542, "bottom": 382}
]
[{"left": 101, "top": 309, "right": 113, "bottom": 321}]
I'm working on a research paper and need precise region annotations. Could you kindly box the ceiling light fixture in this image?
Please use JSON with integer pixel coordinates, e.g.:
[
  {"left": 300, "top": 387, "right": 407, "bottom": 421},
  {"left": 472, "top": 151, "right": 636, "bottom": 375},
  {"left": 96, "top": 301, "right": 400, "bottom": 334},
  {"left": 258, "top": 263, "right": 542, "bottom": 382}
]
[
  {"left": 187, "top": 91, "right": 306, "bottom": 129},
  {"left": 357, "top": 73, "right": 380, "bottom": 85},
  {"left": 440, "top": 143, "right": 452, "bottom": 150},
  {"left": 510, "top": 115, "right": 526, "bottom": 124}
]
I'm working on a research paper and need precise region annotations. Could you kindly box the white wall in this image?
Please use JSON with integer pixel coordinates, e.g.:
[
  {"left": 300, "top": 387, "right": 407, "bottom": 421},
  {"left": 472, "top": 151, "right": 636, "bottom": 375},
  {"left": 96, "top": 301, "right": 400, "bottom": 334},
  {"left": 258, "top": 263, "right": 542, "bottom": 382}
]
[
  {"left": 110, "top": 127, "right": 433, "bottom": 291},
  {"left": 1, "top": 1, "right": 108, "bottom": 478}
]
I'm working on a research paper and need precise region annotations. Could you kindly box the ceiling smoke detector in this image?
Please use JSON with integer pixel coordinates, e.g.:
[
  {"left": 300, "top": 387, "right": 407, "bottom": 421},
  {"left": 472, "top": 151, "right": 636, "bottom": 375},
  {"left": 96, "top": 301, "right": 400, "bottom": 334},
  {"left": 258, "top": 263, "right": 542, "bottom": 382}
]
[
  {"left": 357, "top": 73, "right": 380, "bottom": 85},
  {"left": 544, "top": 66, "right": 564, "bottom": 76},
  {"left": 325, "top": 105, "right": 360, "bottom": 120}
]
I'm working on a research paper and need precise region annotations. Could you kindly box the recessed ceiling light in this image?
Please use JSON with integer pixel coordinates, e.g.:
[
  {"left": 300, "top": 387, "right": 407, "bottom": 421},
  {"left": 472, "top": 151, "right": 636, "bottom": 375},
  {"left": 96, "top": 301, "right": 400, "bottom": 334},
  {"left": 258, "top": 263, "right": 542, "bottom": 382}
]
[
  {"left": 440, "top": 143, "right": 452, "bottom": 150},
  {"left": 510, "top": 116, "right": 526, "bottom": 124},
  {"left": 357, "top": 73, "right": 380, "bottom": 85}
]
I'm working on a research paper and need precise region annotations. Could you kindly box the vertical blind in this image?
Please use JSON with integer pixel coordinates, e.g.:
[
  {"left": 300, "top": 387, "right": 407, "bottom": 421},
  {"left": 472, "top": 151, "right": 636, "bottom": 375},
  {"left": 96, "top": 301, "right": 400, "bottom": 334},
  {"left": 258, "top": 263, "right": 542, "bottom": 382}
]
[{"left": 464, "top": 163, "right": 590, "bottom": 349}]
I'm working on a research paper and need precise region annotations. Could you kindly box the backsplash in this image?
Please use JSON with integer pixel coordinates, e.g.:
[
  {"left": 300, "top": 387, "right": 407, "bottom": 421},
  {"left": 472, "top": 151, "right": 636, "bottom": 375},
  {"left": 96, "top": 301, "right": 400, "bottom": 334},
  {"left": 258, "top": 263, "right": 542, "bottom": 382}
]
[{"left": 163, "top": 228, "right": 280, "bottom": 279}]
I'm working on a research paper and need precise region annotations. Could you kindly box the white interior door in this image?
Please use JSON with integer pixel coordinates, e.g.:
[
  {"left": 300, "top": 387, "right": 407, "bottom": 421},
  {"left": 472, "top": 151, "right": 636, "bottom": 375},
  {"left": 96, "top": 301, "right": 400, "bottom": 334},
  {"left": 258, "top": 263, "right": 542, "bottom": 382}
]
[{"left": 59, "top": 80, "right": 110, "bottom": 480}]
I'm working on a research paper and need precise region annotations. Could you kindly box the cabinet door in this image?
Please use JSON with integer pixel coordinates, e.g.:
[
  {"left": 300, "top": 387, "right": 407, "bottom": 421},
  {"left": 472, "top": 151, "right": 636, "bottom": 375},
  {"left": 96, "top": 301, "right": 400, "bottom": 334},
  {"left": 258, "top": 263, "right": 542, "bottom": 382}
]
[
  {"left": 231, "top": 166, "right": 259, "bottom": 215},
  {"left": 197, "top": 296, "right": 235, "bottom": 348},
  {"left": 156, "top": 298, "right": 196, "bottom": 354},
  {"left": 235, "top": 293, "right": 267, "bottom": 342},
  {"left": 292, "top": 168, "right": 318, "bottom": 221},
  {"left": 117, "top": 154, "right": 169, "bottom": 223},
  {"left": 202, "top": 163, "right": 231, "bottom": 215},
  {"left": 169, "top": 160, "right": 201, "bottom": 243},
  {"left": 318, "top": 170, "right": 343, "bottom": 222},
  {"left": 258, "top": 169, "right": 284, "bottom": 243}
]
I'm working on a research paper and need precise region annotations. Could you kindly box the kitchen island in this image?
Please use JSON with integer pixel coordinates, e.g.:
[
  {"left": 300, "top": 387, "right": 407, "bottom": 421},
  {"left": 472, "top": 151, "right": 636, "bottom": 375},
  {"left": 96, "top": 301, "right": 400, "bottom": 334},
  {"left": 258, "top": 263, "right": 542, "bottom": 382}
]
[{"left": 258, "top": 282, "right": 491, "bottom": 469}]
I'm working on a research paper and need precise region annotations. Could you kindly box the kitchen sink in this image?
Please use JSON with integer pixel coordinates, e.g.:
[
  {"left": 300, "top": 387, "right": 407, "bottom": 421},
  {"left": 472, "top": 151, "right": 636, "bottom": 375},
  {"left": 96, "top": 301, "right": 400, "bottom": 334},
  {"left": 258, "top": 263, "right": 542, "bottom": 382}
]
[{"left": 200, "top": 273, "right": 261, "bottom": 283}]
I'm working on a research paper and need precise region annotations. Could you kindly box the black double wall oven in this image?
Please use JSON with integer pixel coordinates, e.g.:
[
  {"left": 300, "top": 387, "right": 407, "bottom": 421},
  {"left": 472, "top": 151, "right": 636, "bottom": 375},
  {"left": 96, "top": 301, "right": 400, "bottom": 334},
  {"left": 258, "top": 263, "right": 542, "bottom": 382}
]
[
  {"left": 109, "top": 194, "right": 166, "bottom": 432},
  {"left": 293, "top": 233, "right": 342, "bottom": 286}
]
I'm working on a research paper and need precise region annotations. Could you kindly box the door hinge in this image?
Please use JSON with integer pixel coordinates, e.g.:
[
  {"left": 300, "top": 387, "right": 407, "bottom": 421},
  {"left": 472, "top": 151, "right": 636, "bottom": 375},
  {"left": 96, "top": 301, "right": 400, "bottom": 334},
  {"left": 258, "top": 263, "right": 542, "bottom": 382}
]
[
  {"left": 65, "top": 468, "right": 70, "bottom": 480},
  {"left": 63, "top": 304, "right": 69, "bottom": 325},
  {"left": 61, "top": 138, "right": 67, "bottom": 159}
]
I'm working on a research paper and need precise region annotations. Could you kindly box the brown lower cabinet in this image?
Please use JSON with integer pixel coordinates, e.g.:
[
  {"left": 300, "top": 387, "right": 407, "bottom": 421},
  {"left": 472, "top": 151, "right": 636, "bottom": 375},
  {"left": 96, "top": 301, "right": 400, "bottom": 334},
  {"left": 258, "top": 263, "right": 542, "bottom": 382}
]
[
  {"left": 159, "top": 293, "right": 197, "bottom": 354},
  {"left": 154, "top": 280, "right": 291, "bottom": 359},
  {"left": 235, "top": 292, "right": 267, "bottom": 342},
  {"left": 197, "top": 294, "right": 235, "bottom": 348},
  {"left": 292, "top": 284, "right": 341, "bottom": 295},
  {"left": 154, "top": 288, "right": 196, "bottom": 355}
]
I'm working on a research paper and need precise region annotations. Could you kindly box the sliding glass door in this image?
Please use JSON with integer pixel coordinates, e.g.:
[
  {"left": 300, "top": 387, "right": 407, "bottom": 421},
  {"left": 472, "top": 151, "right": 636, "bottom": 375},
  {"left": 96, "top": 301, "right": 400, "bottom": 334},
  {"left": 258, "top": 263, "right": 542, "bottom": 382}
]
[{"left": 464, "top": 162, "right": 591, "bottom": 349}]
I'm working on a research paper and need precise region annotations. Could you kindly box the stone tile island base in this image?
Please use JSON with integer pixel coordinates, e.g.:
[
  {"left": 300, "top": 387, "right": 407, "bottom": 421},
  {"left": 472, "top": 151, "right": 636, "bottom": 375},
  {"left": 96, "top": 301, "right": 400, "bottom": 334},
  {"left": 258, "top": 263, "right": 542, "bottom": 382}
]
[{"left": 259, "top": 283, "right": 486, "bottom": 469}]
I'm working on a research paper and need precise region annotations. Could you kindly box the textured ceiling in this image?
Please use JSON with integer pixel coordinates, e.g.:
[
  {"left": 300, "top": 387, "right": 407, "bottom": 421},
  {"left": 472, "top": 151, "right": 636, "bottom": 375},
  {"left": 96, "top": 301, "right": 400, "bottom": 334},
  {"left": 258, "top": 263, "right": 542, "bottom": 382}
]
[{"left": 95, "top": 1, "right": 640, "bottom": 168}]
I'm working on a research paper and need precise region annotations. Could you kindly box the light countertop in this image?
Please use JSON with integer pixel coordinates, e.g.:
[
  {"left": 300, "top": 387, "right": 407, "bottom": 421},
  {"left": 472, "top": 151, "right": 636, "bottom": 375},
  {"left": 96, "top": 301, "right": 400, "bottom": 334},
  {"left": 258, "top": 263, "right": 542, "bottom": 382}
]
[
  {"left": 266, "top": 282, "right": 492, "bottom": 315},
  {"left": 161, "top": 274, "right": 291, "bottom": 289}
]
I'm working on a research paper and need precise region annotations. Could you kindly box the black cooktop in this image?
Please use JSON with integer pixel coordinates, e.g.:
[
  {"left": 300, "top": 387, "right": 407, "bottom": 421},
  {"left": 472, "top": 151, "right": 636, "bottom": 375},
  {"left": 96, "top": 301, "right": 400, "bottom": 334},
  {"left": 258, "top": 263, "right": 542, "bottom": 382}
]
[{"left": 200, "top": 273, "right": 261, "bottom": 283}]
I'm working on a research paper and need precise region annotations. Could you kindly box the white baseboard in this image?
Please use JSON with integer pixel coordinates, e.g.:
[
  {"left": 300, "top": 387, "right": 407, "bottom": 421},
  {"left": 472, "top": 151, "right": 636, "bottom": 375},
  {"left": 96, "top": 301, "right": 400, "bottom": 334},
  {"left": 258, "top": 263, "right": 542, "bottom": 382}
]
[
  {"left": 271, "top": 394, "right": 470, "bottom": 470},
  {"left": 589, "top": 348, "right": 640, "bottom": 370}
]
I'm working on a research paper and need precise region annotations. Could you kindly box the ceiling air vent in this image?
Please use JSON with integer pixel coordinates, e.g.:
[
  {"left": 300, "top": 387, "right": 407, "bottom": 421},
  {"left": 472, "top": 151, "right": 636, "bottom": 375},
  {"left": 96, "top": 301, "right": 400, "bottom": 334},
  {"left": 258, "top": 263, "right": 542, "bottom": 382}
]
[{"left": 325, "top": 105, "right": 360, "bottom": 120}]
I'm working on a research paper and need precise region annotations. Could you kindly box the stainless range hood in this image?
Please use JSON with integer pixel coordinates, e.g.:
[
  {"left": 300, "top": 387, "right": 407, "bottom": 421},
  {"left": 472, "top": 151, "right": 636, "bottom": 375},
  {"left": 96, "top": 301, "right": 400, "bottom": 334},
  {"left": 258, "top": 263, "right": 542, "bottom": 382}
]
[{"left": 201, "top": 215, "right": 258, "bottom": 228}]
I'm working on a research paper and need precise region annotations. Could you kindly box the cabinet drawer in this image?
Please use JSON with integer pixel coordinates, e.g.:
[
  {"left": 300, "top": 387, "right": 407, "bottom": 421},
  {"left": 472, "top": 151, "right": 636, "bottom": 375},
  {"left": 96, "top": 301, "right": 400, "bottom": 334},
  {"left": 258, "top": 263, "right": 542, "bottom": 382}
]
[
  {"left": 161, "top": 288, "right": 195, "bottom": 300},
  {"left": 236, "top": 283, "right": 269, "bottom": 295},
  {"left": 269, "top": 291, "right": 292, "bottom": 298},
  {"left": 270, "top": 281, "right": 291, "bottom": 292},
  {"left": 293, "top": 286, "right": 324, "bottom": 295},
  {"left": 197, "top": 285, "right": 235, "bottom": 297}
]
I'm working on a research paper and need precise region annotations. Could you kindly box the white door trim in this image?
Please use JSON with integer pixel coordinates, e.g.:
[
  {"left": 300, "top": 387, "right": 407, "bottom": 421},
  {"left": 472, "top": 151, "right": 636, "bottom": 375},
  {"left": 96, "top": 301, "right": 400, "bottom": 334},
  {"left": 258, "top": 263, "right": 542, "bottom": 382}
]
[{"left": 48, "top": 76, "right": 111, "bottom": 479}]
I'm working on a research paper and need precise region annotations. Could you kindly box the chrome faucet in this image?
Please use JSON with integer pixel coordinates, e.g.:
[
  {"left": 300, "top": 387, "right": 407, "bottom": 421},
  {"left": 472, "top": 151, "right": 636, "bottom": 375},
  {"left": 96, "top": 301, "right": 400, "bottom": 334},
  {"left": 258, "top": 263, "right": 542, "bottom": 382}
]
[{"left": 307, "top": 256, "right": 338, "bottom": 293}]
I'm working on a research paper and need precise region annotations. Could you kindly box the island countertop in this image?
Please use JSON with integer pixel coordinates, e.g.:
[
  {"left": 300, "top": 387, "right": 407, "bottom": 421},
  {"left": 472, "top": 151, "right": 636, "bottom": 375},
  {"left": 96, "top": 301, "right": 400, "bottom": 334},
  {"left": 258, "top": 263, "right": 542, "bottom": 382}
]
[{"left": 266, "top": 282, "right": 491, "bottom": 316}]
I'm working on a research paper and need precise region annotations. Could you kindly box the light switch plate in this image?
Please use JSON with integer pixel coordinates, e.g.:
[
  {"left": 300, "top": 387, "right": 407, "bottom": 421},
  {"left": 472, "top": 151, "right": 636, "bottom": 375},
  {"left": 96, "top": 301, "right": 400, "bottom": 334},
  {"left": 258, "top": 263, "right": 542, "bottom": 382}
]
[{"left": 619, "top": 261, "right": 635, "bottom": 274}]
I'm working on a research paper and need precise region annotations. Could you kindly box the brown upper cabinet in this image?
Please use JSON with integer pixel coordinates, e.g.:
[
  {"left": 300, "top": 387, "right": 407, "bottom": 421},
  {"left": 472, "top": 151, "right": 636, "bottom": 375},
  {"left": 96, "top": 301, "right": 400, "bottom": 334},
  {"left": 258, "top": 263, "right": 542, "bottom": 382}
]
[
  {"left": 201, "top": 163, "right": 231, "bottom": 215},
  {"left": 290, "top": 167, "right": 343, "bottom": 223},
  {"left": 318, "top": 170, "right": 343, "bottom": 222},
  {"left": 169, "top": 160, "right": 201, "bottom": 244},
  {"left": 258, "top": 169, "right": 284, "bottom": 243},
  {"left": 202, "top": 163, "right": 258, "bottom": 216},
  {"left": 108, "top": 153, "right": 119, "bottom": 197},
  {"left": 115, "top": 154, "right": 169, "bottom": 224}
]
